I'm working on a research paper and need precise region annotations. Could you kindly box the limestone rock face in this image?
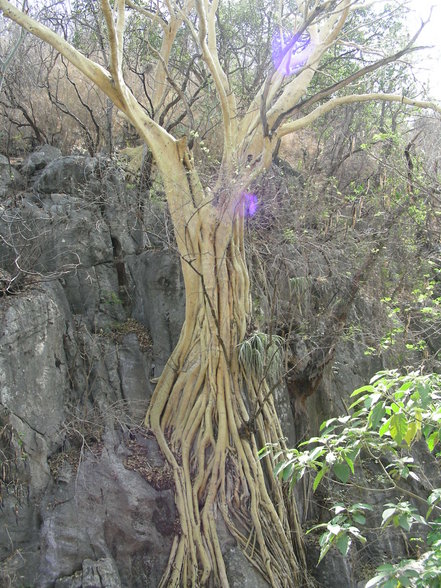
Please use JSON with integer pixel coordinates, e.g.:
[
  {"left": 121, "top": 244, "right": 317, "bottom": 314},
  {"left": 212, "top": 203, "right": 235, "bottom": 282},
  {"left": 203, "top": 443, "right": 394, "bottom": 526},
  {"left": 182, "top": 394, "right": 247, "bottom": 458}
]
[
  {"left": 38, "top": 430, "right": 175, "bottom": 588},
  {"left": 0, "top": 150, "right": 184, "bottom": 586},
  {"left": 34, "top": 155, "right": 99, "bottom": 195},
  {"left": 0, "top": 148, "right": 436, "bottom": 588},
  {"left": 20, "top": 144, "right": 62, "bottom": 177},
  {"left": 1, "top": 286, "right": 68, "bottom": 444},
  {"left": 127, "top": 250, "right": 184, "bottom": 374}
]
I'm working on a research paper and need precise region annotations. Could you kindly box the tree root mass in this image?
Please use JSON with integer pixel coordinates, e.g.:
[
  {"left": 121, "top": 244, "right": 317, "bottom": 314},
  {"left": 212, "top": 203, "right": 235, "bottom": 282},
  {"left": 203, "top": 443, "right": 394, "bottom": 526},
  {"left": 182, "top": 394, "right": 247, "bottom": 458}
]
[{"left": 145, "top": 201, "right": 309, "bottom": 587}]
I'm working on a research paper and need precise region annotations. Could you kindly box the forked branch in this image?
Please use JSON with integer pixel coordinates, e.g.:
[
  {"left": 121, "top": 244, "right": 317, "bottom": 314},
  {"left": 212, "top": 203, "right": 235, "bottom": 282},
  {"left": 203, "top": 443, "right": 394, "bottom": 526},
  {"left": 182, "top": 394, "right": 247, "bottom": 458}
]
[{"left": 0, "top": 0, "right": 122, "bottom": 108}]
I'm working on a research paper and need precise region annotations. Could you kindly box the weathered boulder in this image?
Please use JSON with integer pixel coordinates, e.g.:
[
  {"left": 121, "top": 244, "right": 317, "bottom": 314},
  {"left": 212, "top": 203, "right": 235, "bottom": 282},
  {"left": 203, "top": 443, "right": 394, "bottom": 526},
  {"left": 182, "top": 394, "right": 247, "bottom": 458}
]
[
  {"left": 0, "top": 155, "right": 143, "bottom": 324},
  {"left": 34, "top": 155, "right": 100, "bottom": 195},
  {"left": 64, "top": 320, "right": 154, "bottom": 419},
  {"left": 0, "top": 284, "right": 70, "bottom": 451},
  {"left": 224, "top": 546, "right": 271, "bottom": 588},
  {"left": 35, "top": 430, "right": 175, "bottom": 588},
  {"left": 306, "top": 543, "right": 355, "bottom": 588},
  {"left": 20, "top": 144, "right": 62, "bottom": 177},
  {"left": 0, "top": 285, "right": 72, "bottom": 585},
  {"left": 82, "top": 558, "right": 121, "bottom": 588}
]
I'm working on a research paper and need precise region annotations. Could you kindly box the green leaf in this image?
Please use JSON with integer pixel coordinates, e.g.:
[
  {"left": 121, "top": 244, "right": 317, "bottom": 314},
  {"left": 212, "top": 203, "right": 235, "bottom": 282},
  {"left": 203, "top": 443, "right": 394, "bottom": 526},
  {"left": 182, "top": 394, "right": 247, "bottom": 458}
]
[
  {"left": 352, "top": 513, "right": 366, "bottom": 525},
  {"left": 327, "top": 523, "right": 341, "bottom": 536},
  {"left": 319, "top": 530, "right": 331, "bottom": 545},
  {"left": 390, "top": 413, "right": 408, "bottom": 444},
  {"left": 313, "top": 466, "right": 327, "bottom": 492},
  {"left": 336, "top": 533, "right": 350, "bottom": 556},
  {"left": 348, "top": 526, "right": 366, "bottom": 541},
  {"left": 365, "top": 392, "right": 382, "bottom": 409},
  {"left": 390, "top": 402, "right": 401, "bottom": 414},
  {"left": 369, "top": 402, "right": 386, "bottom": 430},
  {"left": 398, "top": 381, "right": 413, "bottom": 392},
  {"left": 309, "top": 446, "right": 326, "bottom": 462},
  {"left": 403, "top": 569, "right": 420, "bottom": 578},
  {"left": 398, "top": 514, "right": 410, "bottom": 531},
  {"left": 306, "top": 523, "right": 327, "bottom": 534},
  {"left": 365, "top": 576, "right": 388, "bottom": 588},
  {"left": 333, "top": 462, "right": 350, "bottom": 483},
  {"left": 257, "top": 447, "right": 270, "bottom": 458},
  {"left": 352, "top": 502, "right": 374, "bottom": 512},
  {"left": 412, "top": 513, "right": 426, "bottom": 525},
  {"left": 344, "top": 455, "right": 355, "bottom": 475},
  {"left": 379, "top": 417, "right": 392, "bottom": 437},
  {"left": 427, "top": 431, "right": 439, "bottom": 452},
  {"left": 416, "top": 383, "right": 431, "bottom": 406},
  {"left": 320, "top": 418, "right": 336, "bottom": 431},
  {"left": 351, "top": 385, "right": 375, "bottom": 397},
  {"left": 349, "top": 395, "right": 367, "bottom": 409},
  {"left": 404, "top": 420, "right": 419, "bottom": 447},
  {"left": 273, "top": 462, "right": 286, "bottom": 477},
  {"left": 428, "top": 489, "right": 441, "bottom": 506},
  {"left": 382, "top": 508, "right": 396, "bottom": 526},
  {"left": 282, "top": 462, "right": 294, "bottom": 481},
  {"left": 317, "top": 540, "right": 332, "bottom": 565}
]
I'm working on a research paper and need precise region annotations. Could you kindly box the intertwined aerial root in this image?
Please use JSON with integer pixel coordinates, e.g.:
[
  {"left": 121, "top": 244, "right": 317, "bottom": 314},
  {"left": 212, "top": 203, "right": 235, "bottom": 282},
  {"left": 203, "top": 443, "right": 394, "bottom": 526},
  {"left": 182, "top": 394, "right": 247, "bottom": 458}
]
[{"left": 145, "top": 205, "right": 309, "bottom": 587}]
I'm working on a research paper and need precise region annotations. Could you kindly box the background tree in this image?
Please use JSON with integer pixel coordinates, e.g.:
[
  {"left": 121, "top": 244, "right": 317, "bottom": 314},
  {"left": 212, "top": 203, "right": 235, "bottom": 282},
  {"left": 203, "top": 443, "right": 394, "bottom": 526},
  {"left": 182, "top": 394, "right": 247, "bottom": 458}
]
[{"left": 1, "top": 1, "right": 440, "bottom": 586}]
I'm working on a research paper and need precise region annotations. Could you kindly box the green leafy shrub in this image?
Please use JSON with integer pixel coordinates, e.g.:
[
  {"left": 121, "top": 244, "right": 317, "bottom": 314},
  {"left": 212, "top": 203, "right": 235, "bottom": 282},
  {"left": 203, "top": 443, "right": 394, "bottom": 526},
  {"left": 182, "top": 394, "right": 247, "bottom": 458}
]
[{"left": 260, "top": 370, "right": 441, "bottom": 586}]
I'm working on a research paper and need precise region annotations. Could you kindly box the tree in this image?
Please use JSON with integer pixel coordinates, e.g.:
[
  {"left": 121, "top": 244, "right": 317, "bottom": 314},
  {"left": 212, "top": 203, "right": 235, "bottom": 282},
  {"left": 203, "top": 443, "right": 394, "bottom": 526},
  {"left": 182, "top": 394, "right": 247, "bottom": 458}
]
[{"left": 1, "top": 1, "right": 440, "bottom": 586}]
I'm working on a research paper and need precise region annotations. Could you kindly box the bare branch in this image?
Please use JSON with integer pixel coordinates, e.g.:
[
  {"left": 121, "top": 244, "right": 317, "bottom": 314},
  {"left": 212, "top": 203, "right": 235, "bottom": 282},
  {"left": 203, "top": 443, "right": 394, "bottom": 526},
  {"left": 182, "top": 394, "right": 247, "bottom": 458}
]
[
  {"left": 259, "top": 2, "right": 327, "bottom": 139},
  {"left": 277, "top": 93, "right": 441, "bottom": 139},
  {"left": 149, "top": 41, "right": 195, "bottom": 131},
  {"left": 101, "top": 0, "right": 124, "bottom": 84},
  {"left": 0, "top": 0, "right": 27, "bottom": 93},
  {"left": 264, "top": 0, "right": 351, "bottom": 132},
  {"left": 272, "top": 17, "right": 430, "bottom": 133},
  {"left": 0, "top": 0, "right": 178, "bottom": 169},
  {"left": 237, "top": 0, "right": 351, "bottom": 155},
  {"left": 0, "top": 0, "right": 123, "bottom": 108},
  {"left": 125, "top": 0, "right": 168, "bottom": 30},
  {"left": 193, "top": 0, "right": 238, "bottom": 165}
]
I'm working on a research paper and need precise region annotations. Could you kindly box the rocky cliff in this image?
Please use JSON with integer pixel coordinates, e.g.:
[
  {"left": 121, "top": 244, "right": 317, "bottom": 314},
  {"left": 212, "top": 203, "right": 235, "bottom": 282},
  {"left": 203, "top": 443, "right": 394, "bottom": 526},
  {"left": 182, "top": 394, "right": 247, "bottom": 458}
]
[
  {"left": 1, "top": 147, "right": 185, "bottom": 587},
  {"left": 0, "top": 147, "right": 437, "bottom": 587}
]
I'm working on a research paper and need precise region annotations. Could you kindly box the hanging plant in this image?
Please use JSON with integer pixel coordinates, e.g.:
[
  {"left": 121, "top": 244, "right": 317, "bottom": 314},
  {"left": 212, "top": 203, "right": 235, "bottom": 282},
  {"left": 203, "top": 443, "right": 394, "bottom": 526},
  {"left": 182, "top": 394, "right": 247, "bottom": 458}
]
[{"left": 238, "top": 331, "right": 284, "bottom": 384}]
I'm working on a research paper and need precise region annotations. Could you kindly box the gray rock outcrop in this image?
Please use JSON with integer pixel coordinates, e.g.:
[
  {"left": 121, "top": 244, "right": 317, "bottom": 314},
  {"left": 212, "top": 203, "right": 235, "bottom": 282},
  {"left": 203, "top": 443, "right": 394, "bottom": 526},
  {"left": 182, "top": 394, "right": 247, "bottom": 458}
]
[
  {"left": 20, "top": 144, "right": 62, "bottom": 177},
  {"left": 0, "top": 148, "right": 437, "bottom": 588},
  {"left": 0, "top": 152, "right": 184, "bottom": 586}
]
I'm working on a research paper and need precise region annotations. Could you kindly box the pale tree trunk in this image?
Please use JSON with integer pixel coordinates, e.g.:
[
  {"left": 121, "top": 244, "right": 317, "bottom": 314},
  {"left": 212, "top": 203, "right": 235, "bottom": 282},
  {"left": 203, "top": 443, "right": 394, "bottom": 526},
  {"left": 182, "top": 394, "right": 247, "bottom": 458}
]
[
  {"left": 144, "top": 155, "right": 308, "bottom": 586},
  {"left": 127, "top": 91, "right": 310, "bottom": 583},
  {"left": 115, "top": 82, "right": 311, "bottom": 583}
]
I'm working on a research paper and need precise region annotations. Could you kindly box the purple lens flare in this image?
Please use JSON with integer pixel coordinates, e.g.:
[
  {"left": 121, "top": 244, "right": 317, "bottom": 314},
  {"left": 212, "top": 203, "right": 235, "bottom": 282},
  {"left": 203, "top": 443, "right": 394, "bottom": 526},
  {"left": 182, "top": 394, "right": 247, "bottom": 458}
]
[
  {"left": 272, "top": 29, "right": 312, "bottom": 76},
  {"left": 221, "top": 192, "right": 258, "bottom": 220},
  {"left": 243, "top": 193, "right": 258, "bottom": 217}
]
